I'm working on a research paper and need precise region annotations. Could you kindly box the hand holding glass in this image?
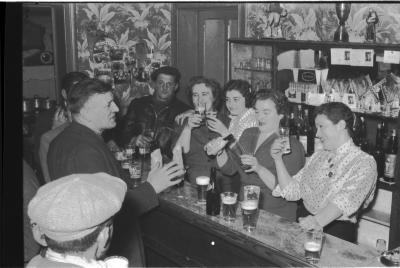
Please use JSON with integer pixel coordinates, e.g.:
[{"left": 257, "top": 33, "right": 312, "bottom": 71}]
[{"left": 279, "top": 127, "right": 291, "bottom": 154}]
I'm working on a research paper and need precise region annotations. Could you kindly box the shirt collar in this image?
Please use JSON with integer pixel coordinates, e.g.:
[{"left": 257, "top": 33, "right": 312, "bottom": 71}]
[{"left": 333, "top": 138, "right": 354, "bottom": 156}]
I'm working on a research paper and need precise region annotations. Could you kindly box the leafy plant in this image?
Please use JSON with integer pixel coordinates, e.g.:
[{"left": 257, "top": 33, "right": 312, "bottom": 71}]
[
  {"left": 82, "top": 3, "right": 116, "bottom": 33},
  {"left": 126, "top": 5, "right": 151, "bottom": 30}
]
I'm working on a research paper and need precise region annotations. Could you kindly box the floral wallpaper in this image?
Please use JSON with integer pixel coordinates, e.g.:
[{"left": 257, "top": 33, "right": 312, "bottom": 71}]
[
  {"left": 245, "top": 3, "right": 400, "bottom": 44},
  {"left": 74, "top": 3, "right": 172, "bottom": 97}
]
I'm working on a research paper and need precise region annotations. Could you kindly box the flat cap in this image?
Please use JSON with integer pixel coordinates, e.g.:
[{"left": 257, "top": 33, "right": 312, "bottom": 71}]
[{"left": 28, "top": 173, "right": 127, "bottom": 241}]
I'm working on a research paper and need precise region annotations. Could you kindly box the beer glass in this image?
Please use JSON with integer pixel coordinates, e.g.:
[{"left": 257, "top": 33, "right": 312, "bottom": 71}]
[
  {"left": 195, "top": 105, "right": 206, "bottom": 125},
  {"left": 279, "top": 127, "right": 291, "bottom": 154},
  {"left": 304, "top": 229, "right": 324, "bottom": 264},
  {"left": 243, "top": 185, "right": 260, "bottom": 203},
  {"left": 196, "top": 176, "right": 210, "bottom": 204},
  {"left": 376, "top": 238, "right": 387, "bottom": 254},
  {"left": 221, "top": 192, "right": 238, "bottom": 222},
  {"left": 128, "top": 160, "right": 142, "bottom": 188},
  {"left": 241, "top": 200, "right": 259, "bottom": 231}
]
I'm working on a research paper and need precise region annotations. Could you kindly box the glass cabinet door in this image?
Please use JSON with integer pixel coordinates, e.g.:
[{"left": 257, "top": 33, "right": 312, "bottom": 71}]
[{"left": 230, "top": 43, "right": 273, "bottom": 92}]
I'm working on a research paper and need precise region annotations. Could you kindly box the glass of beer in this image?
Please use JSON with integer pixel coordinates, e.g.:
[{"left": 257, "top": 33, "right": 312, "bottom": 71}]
[
  {"left": 221, "top": 192, "right": 238, "bottom": 222},
  {"left": 279, "top": 127, "right": 291, "bottom": 154},
  {"left": 304, "top": 229, "right": 324, "bottom": 264},
  {"left": 241, "top": 200, "right": 259, "bottom": 232},
  {"left": 195, "top": 176, "right": 210, "bottom": 204},
  {"left": 128, "top": 160, "right": 142, "bottom": 188},
  {"left": 243, "top": 185, "right": 260, "bottom": 203}
]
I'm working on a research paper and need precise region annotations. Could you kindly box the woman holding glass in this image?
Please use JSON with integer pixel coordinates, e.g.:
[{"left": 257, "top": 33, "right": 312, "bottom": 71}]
[
  {"left": 211, "top": 89, "right": 305, "bottom": 221},
  {"left": 269, "top": 102, "right": 377, "bottom": 242},
  {"left": 174, "top": 76, "right": 224, "bottom": 184}
]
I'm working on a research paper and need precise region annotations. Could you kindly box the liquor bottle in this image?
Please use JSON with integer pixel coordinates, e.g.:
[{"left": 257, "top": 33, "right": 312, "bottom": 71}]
[
  {"left": 289, "top": 112, "right": 298, "bottom": 139},
  {"left": 206, "top": 167, "right": 221, "bottom": 216},
  {"left": 384, "top": 129, "right": 398, "bottom": 182},
  {"left": 359, "top": 117, "right": 369, "bottom": 153},
  {"left": 299, "top": 109, "right": 314, "bottom": 156},
  {"left": 373, "top": 122, "right": 385, "bottom": 179}
]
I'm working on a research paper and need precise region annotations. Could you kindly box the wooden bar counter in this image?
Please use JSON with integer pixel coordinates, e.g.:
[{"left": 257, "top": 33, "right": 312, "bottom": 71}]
[{"left": 140, "top": 182, "right": 382, "bottom": 267}]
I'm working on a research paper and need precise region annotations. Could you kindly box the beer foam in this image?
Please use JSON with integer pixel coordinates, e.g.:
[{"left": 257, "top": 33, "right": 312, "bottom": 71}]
[
  {"left": 241, "top": 200, "right": 258, "bottom": 210},
  {"left": 222, "top": 196, "right": 237, "bottom": 205},
  {"left": 304, "top": 241, "right": 321, "bottom": 252},
  {"left": 196, "top": 176, "right": 210, "bottom": 185}
]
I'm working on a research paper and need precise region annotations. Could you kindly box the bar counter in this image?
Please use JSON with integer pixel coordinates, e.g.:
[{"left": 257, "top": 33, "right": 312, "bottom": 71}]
[{"left": 140, "top": 182, "right": 383, "bottom": 267}]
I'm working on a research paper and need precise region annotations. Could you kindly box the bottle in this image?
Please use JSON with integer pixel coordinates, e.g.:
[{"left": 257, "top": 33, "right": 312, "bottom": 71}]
[
  {"left": 206, "top": 167, "right": 221, "bottom": 216},
  {"left": 359, "top": 117, "right": 369, "bottom": 153},
  {"left": 299, "top": 109, "right": 314, "bottom": 156},
  {"left": 289, "top": 112, "right": 298, "bottom": 139},
  {"left": 384, "top": 129, "right": 398, "bottom": 182},
  {"left": 373, "top": 122, "right": 385, "bottom": 179}
]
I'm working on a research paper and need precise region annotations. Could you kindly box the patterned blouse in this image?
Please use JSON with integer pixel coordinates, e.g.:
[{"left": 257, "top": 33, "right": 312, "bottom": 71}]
[
  {"left": 228, "top": 108, "right": 257, "bottom": 140},
  {"left": 273, "top": 139, "right": 377, "bottom": 223}
]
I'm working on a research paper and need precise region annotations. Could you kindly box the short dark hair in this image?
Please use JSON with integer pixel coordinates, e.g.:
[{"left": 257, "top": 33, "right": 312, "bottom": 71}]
[
  {"left": 253, "top": 89, "right": 288, "bottom": 115},
  {"left": 68, "top": 78, "right": 112, "bottom": 114},
  {"left": 151, "top": 66, "right": 181, "bottom": 84},
  {"left": 61, "top": 72, "right": 88, "bottom": 95},
  {"left": 314, "top": 102, "right": 354, "bottom": 136},
  {"left": 186, "top": 76, "right": 222, "bottom": 111},
  {"left": 44, "top": 225, "right": 103, "bottom": 254},
  {"left": 223, "top": 79, "right": 254, "bottom": 108}
]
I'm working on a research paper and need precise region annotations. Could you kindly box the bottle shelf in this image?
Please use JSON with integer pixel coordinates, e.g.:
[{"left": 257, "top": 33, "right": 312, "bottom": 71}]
[
  {"left": 289, "top": 101, "right": 398, "bottom": 122},
  {"left": 233, "top": 67, "right": 272, "bottom": 73}
]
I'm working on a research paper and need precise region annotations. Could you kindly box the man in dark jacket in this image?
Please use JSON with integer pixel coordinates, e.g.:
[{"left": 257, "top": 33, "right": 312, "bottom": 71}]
[
  {"left": 116, "top": 66, "right": 190, "bottom": 150},
  {"left": 47, "top": 78, "right": 185, "bottom": 266}
]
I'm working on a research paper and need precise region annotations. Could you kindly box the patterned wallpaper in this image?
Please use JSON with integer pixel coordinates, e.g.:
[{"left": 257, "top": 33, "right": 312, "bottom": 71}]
[
  {"left": 74, "top": 3, "right": 172, "bottom": 79},
  {"left": 245, "top": 3, "right": 400, "bottom": 44}
]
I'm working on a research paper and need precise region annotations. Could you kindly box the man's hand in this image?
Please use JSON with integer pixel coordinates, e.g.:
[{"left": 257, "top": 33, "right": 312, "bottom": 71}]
[{"left": 147, "top": 161, "right": 186, "bottom": 193}]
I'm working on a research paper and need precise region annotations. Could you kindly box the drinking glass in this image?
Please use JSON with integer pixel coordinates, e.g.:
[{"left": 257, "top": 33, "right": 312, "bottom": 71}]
[
  {"left": 221, "top": 192, "right": 238, "bottom": 222},
  {"left": 241, "top": 200, "right": 259, "bottom": 231},
  {"left": 304, "top": 229, "right": 324, "bottom": 264},
  {"left": 128, "top": 160, "right": 142, "bottom": 188},
  {"left": 195, "top": 176, "right": 210, "bottom": 204},
  {"left": 243, "top": 185, "right": 260, "bottom": 203},
  {"left": 279, "top": 127, "right": 291, "bottom": 154}
]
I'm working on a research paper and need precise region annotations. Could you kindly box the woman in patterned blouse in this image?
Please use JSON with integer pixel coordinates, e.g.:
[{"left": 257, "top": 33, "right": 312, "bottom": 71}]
[{"left": 270, "top": 102, "right": 377, "bottom": 243}]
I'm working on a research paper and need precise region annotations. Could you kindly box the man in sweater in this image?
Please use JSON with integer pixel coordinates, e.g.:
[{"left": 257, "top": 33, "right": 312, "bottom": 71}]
[{"left": 47, "top": 78, "right": 184, "bottom": 266}]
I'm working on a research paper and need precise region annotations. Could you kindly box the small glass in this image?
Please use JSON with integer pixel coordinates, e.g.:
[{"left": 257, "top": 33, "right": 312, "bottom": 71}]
[
  {"left": 279, "top": 127, "right": 291, "bottom": 154},
  {"left": 304, "top": 229, "right": 324, "bottom": 264},
  {"left": 376, "top": 238, "right": 387, "bottom": 254},
  {"left": 128, "top": 160, "right": 142, "bottom": 188},
  {"left": 195, "top": 176, "right": 210, "bottom": 204},
  {"left": 221, "top": 192, "right": 238, "bottom": 222}
]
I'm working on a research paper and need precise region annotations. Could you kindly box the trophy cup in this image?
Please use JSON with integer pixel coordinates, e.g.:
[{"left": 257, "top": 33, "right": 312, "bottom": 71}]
[{"left": 333, "top": 3, "right": 351, "bottom": 42}]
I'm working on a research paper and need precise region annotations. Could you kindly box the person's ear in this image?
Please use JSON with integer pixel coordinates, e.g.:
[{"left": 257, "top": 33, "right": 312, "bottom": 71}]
[
  {"left": 31, "top": 223, "right": 47, "bottom": 246},
  {"left": 337, "top": 119, "right": 347, "bottom": 131}
]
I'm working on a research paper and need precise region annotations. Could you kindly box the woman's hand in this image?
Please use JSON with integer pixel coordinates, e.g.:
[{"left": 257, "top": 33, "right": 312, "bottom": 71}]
[
  {"left": 186, "top": 112, "right": 202, "bottom": 129},
  {"left": 175, "top": 109, "right": 194, "bottom": 125},
  {"left": 52, "top": 106, "right": 69, "bottom": 129},
  {"left": 206, "top": 116, "right": 229, "bottom": 137},
  {"left": 298, "top": 216, "right": 323, "bottom": 231},
  {"left": 270, "top": 138, "right": 285, "bottom": 161},
  {"left": 204, "top": 137, "right": 227, "bottom": 156},
  {"left": 240, "top": 154, "right": 261, "bottom": 173}
]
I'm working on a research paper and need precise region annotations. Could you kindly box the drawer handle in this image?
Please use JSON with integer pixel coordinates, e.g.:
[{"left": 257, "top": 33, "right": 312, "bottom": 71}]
[{"left": 210, "top": 241, "right": 215, "bottom": 246}]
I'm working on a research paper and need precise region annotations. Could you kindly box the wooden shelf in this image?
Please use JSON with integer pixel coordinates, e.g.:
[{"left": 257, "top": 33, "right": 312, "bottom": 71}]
[{"left": 234, "top": 67, "right": 272, "bottom": 72}]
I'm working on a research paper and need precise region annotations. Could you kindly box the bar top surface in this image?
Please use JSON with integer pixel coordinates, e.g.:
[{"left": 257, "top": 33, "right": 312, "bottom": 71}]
[{"left": 158, "top": 183, "right": 383, "bottom": 267}]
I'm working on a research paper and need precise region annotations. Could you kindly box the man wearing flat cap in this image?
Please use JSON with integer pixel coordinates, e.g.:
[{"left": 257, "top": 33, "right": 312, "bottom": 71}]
[
  {"left": 27, "top": 173, "right": 127, "bottom": 267},
  {"left": 47, "top": 78, "right": 185, "bottom": 266}
]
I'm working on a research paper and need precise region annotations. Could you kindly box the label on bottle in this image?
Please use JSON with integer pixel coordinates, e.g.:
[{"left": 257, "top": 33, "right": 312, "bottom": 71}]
[
  {"left": 384, "top": 153, "right": 397, "bottom": 178},
  {"left": 299, "top": 135, "right": 307, "bottom": 153}
]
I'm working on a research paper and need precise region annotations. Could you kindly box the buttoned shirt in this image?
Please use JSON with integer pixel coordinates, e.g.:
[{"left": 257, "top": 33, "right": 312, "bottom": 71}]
[{"left": 274, "top": 139, "right": 377, "bottom": 223}]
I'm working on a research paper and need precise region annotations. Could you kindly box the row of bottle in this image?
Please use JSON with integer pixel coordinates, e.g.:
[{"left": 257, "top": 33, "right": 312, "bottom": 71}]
[{"left": 286, "top": 105, "right": 397, "bottom": 183}]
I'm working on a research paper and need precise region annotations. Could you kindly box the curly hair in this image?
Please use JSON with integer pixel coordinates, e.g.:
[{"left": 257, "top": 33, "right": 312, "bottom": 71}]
[
  {"left": 150, "top": 66, "right": 181, "bottom": 84},
  {"left": 186, "top": 76, "right": 222, "bottom": 111},
  {"left": 223, "top": 79, "right": 254, "bottom": 108},
  {"left": 314, "top": 102, "right": 354, "bottom": 137},
  {"left": 253, "top": 89, "right": 288, "bottom": 115}
]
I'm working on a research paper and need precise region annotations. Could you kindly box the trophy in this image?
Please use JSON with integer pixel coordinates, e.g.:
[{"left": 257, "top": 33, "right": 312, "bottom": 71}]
[{"left": 333, "top": 3, "right": 351, "bottom": 42}]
